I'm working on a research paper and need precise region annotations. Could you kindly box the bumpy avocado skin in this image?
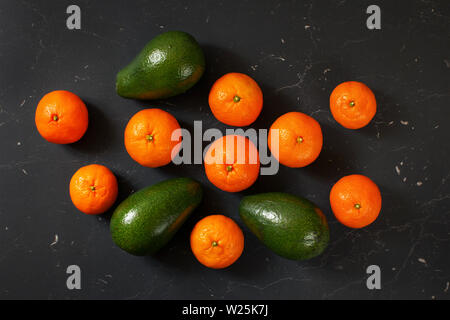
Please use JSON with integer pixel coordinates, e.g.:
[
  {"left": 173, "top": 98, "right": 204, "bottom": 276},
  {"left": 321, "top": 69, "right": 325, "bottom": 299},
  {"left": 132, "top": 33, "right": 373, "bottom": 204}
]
[
  {"left": 239, "top": 192, "right": 329, "bottom": 260},
  {"left": 110, "top": 177, "right": 203, "bottom": 256},
  {"left": 116, "top": 31, "right": 205, "bottom": 100}
]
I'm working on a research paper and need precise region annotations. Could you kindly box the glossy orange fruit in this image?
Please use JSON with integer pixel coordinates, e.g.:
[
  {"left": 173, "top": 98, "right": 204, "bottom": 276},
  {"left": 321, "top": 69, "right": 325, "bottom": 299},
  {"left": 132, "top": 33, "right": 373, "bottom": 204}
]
[
  {"left": 204, "top": 135, "right": 260, "bottom": 192},
  {"left": 268, "top": 112, "right": 323, "bottom": 168},
  {"left": 69, "top": 164, "right": 118, "bottom": 215},
  {"left": 190, "top": 215, "right": 244, "bottom": 269},
  {"left": 330, "top": 174, "right": 382, "bottom": 228},
  {"left": 208, "top": 73, "right": 263, "bottom": 127},
  {"left": 330, "top": 81, "right": 377, "bottom": 129},
  {"left": 35, "top": 90, "right": 88, "bottom": 144},
  {"left": 124, "top": 108, "right": 182, "bottom": 168}
]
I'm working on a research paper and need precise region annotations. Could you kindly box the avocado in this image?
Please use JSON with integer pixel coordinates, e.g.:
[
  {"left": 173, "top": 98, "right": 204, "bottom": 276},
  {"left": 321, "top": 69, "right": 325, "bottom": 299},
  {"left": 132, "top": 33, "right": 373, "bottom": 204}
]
[
  {"left": 110, "top": 177, "right": 203, "bottom": 255},
  {"left": 239, "top": 192, "right": 329, "bottom": 260},
  {"left": 116, "top": 30, "right": 205, "bottom": 100}
]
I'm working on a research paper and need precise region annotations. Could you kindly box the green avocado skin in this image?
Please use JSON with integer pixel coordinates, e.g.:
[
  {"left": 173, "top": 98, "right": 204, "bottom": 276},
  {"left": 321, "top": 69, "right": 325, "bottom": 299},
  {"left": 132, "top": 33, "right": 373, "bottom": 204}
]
[
  {"left": 110, "top": 177, "right": 203, "bottom": 256},
  {"left": 116, "top": 30, "right": 205, "bottom": 100},
  {"left": 239, "top": 192, "right": 329, "bottom": 261}
]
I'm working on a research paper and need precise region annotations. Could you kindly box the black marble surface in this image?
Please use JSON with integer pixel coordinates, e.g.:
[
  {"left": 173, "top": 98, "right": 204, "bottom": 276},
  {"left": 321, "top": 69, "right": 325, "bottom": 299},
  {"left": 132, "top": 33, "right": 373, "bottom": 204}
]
[{"left": 0, "top": 0, "right": 448, "bottom": 300}]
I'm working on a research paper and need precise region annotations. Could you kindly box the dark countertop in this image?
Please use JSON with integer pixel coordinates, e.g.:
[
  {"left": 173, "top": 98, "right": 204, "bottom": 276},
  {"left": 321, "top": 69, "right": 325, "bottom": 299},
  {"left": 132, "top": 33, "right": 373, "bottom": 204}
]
[{"left": 0, "top": 0, "right": 448, "bottom": 300}]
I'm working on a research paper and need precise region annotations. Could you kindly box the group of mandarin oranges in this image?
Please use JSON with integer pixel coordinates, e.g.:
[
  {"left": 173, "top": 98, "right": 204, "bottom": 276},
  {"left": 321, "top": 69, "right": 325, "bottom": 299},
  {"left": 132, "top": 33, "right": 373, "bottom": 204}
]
[{"left": 34, "top": 73, "right": 382, "bottom": 269}]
